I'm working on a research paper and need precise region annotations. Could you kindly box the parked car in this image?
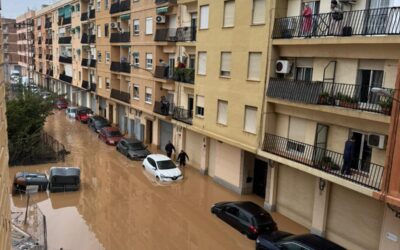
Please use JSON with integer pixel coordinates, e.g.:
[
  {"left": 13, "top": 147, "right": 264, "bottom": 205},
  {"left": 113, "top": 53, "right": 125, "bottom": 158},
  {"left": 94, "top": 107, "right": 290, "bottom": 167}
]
[
  {"left": 211, "top": 201, "right": 277, "bottom": 240},
  {"left": 88, "top": 116, "right": 110, "bottom": 133},
  {"left": 75, "top": 107, "right": 93, "bottom": 123},
  {"left": 98, "top": 127, "right": 123, "bottom": 145},
  {"left": 55, "top": 98, "right": 68, "bottom": 109},
  {"left": 142, "top": 154, "right": 183, "bottom": 181},
  {"left": 49, "top": 167, "right": 81, "bottom": 193},
  {"left": 12, "top": 172, "right": 49, "bottom": 194},
  {"left": 256, "top": 232, "right": 346, "bottom": 250},
  {"left": 66, "top": 106, "right": 78, "bottom": 118},
  {"left": 116, "top": 138, "right": 151, "bottom": 160}
]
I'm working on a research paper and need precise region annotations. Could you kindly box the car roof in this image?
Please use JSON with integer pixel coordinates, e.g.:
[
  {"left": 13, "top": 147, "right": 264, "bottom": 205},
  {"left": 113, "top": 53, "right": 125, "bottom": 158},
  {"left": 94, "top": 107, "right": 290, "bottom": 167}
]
[
  {"left": 102, "top": 127, "right": 119, "bottom": 132},
  {"left": 279, "top": 234, "right": 346, "bottom": 250},
  {"left": 122, "top": 138, "right": 143, "bottom": 143},
  {"left": 16, "top": 172, "right": 47, "bottom": 178},
  {"left": 229, "top": 201, "right": 267, "bottom": 215},
  {"left": 49, "top": 167, "right": 80, "bottom": 177},
  {"left": 77, "top": 106, "right": 91, "bottom": 110},
  {"left": 148, "top": 154, "right": 170, "bottom": 161}
]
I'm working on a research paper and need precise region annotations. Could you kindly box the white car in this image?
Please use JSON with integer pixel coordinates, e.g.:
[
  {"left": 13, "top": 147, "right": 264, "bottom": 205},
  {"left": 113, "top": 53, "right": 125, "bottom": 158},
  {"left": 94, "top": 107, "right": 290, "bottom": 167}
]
[
  {"left": 66, "top": 106, "right": 78, "bottom": 118},
  {"left": 142, "top": 154, "right": 183, "bottom": 182}
]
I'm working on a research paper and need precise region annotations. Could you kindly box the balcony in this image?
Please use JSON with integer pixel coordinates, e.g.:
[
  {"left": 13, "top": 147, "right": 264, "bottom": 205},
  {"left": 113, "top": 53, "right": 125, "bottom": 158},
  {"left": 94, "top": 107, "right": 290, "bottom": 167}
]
[
  {"left": 58, "top": 17, "right": 71, "bottom": 26},
  {"left": 59, "top": 74, "right": 72, "bottom": 83},
  {"left": 110, "top": 2, "right": 120, "bottom": 14},
  {"left": 81, "top": 33, "right": 89, "bottom": 44},
  {"left": 155, "top": 0, "right": 177, "bottom": 4},
  {"left": 110, "top": 62, "right": 130, "bottom": 73},
  {"left": 45, "top": 21, "right": 52, "bottom": 29},
  {"left": 176, "top": 27, "right": 196, "bottom": 41},
  {"left": 110, "top": 0, "right": 131, "bottom": 14},
  {"left": 173, "top": 67, "right": 194, "bottom": 84},
  {"left": 46, "top": 69, "right": 53, "bottom": 76},
  {"left": 81, "top": 58, "right": 89, "bottom": 67},
  {"left": 273, "top": 7, "right": 400, "bottom": 39},
  {"left": 89, "top": 9, "right": 95, "bottom": 19},
  {"left": 89, "top": 59, "right": 97, "bottom": 68},
  {"left": 153, "top": 101, "right": 174, "bottom": 116},
  {"left": 172, "top": 107, "right": 192, "bottom": 125},
  {"left": 58, "top": 36, "right": 72, "bottom": 44},
  {"left": 154, "top": 66, "right": 172, "bottom": 79},
  {"left": 45, "top": 38, "right": 52, "bottom": 45},
  {"left": 110, "top": 89, "right": 130, "bottom": 104},
  {"left": 82, "top": 80, "right": 89, "bottom": 90},
  {"left": 90, "top": 83, "right": 96, "bottom": 92},
  {"left": 154, "top": 28, "right": 178, "bottom": 42},
  {"left": 267, "top": 78, "right": 394, "bottom": 115},
  {"left": 46, "top": 54, "right": 53, "bottom": 61},
  {"left": 110, "top": 62, "right": 121, "bottom": 72},
  {"left": 89, "top": 35, "right": 96, "bottom": 43},
  {"left": 59, "top": 56, "right": 72, "bottom": 64},
  {"left": 81, "top": 12, "right": 88, "bottom": 21},
  {"left": 110, "top": 32, "right": 130, "bottom": 43},
  {"left": 262, "top": 133, "right": 384, "bottom": 191}
]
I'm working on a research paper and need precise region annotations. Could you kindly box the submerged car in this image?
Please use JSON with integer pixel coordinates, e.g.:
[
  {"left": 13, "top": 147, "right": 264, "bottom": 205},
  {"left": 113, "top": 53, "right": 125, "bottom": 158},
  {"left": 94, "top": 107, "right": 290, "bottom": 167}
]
[
  {"left": 142, "top": 154, "right": 183, "bottom": 181},
  {"left": 116, "top": 138, "right": 150, "bottom": 160},
  {"left": 211, "top": 201, "right": 277, "bottom": 240},
  {"left": 88, "top": 116, "right": 110, "bottom": 133},
  {"left": 12, "top": 172, "right": 49, "bottom": 194},
  {"left": 66, "top": 106, "right": 78, "bottom": 118},
  {"left": 98, "top": 127, "right": 123, "bottom": 145},
  {"left": 49, "top": 167, "right": 81, "bottom": 193},
  {"left": 55, "top": 98, "right": 68, "bottom": 109},
  {"left": 75, "top": 107, "right": 93, "bottom": 123},
  {"left": 256, "top": 232, "right": 346, "bottom": 250}
]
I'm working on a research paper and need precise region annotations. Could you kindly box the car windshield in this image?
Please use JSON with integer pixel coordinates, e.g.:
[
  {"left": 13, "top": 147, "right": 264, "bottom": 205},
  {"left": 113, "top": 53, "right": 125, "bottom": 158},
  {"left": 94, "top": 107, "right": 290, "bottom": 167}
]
[
  {"left": 157, "top": 160, "right": 176, "bottom": 170},
  {"left": 127, "top": 142, "right": 146, "bottom": 150},
  {"left": 107, "top": 131, "right": 122, "bottom": 137},
  {"left": 95, "top": 120, "right": 109, "bottom": 126},
  {"left": 254, "top": 213, "right": 273, "bottom": 226},
  {"left": 78, "top": 110, "right": 88, "bottom": 115}
]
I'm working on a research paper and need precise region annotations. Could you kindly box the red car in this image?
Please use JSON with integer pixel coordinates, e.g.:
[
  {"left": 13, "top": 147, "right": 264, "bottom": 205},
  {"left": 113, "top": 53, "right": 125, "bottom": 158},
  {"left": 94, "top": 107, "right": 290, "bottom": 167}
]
[
  {"left": 98, "top": 127, "right": 123, "bottom": 145},
  {"left": 55, "top": 98, "right": 68, "bottom": 109},
  {"left": 75, "top": 107, "right": 93, "bottom": 123}
]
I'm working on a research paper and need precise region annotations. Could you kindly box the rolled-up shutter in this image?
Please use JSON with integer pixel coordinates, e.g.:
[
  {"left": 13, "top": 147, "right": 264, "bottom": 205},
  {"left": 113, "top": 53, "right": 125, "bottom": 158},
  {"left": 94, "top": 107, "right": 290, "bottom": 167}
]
[
  {"left": 248, "top": 52, "right": 261, "bottom": 80},
  {"left": 252, "top": 0, "right": 266, "bottom": 24},
  {"left": 199, "top": 5, "right": 209, "bottom": 29},
  {"left": 198, "top": 52, "right": 207, "bottom": 75},
  {"left": 223, "top": 1, "right": 235, "bottom": 27}
]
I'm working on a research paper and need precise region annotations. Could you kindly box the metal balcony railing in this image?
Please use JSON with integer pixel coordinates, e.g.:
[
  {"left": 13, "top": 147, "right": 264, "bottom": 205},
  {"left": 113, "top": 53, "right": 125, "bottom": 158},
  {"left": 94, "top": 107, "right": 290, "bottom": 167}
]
[
  {"left": 89, "top": 35, "right": 96, "bottom": 43},
  {"left": 81, "top": 33, "right": 89, "bottom": 44},
  {"left": 110, "top": 2, "right": 120, "bottom": 14},
  {"left": 45, "top": 21, "right": 52, "bottom": 29},
  {"left": 82, "top": 80, "right": 89, "bottom": 90},
  {"left": 81, "top": 58, "right": 89, "bottom": 67},
  {"left": 81, "top": 12, "right": 88, "bottom": 21},
  {"left": 120, "top": 0, "right": 131, "bottom": 12},
  {"left": 89, "top": 59, "right": 97, "bottom": 68},
  {"left": 45, "top": 38, "right": 52, "bottom": 44},
  {"left": 267, "top": 78, "right": 394, "bottom": 115},
  {"left": 154, "top": 28, "right": 178, "bottom": 42},
  {"left": 273, "top": 7, "right": 400, "bottom": 39},
  {"left": 46, "top": 55, "right": 53, "bottom": 61},
  {"left": 59, "top": 74, "right": 72, "bottom": 83},
  {"left": 59, "top": 56, "right": 72, "bottom": 64},
  {"left": 58, "top": 17, "right": 71, "bottom": 26},
  {"left": 89, "top": 9, "right": 96, "bottom": 19},
  {"left": 154, "top": 66, "right": 172, "bottom": 79},
  {"left": 110, "top": 89, "right": 130, "bottom": 103},
  {"left": 110, "top": 62, "right": 130, "bottom": 73},
  {"left": 172, "top": 107, "right": 193, "bottom": 125},
  {"left": 58, "top": 36, "right": 72, "bottom": 44},
  {"left": 153, "top": 101, "right": 174, "bottom": 116},
  {"left": 176, "top": 26, "right": 196, "bottom": 41},
  {"left": 155, "top": 0, "right": 176, "bottom": 4},
  {"left": 90, "top": 83, "right": 96, "bottom": 92},
  {"left": 110, "top": 32, "right": 130, "bottom": 43},
  {"left": 173, "top": 67, "right": 195, "bottom": 84},
  {"left": 262, "top": 133, "right": 384, "bottom": 191},
  {"left": 110, "top": 62, "right": 121, "bottom": 72}
]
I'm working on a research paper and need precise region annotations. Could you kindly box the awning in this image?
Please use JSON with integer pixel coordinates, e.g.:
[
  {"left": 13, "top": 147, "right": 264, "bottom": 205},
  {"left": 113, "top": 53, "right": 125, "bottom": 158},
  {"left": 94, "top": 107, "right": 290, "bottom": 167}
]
[
  {"left": 156, "top": 7, "right": 168, "bottom": 14},
  {"left": 120, "top": 14, "right": 130, "bottom": 21}
]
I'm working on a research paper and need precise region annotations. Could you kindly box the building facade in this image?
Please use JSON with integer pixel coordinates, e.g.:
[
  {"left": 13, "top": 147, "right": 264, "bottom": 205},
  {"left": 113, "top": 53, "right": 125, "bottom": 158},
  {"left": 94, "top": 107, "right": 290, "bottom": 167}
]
[
  {"left": 2, "top": 18, "right": 19, "bottom": 81},
  {"left": 16, "top": 10, "right": 35, "bottom": 78}
]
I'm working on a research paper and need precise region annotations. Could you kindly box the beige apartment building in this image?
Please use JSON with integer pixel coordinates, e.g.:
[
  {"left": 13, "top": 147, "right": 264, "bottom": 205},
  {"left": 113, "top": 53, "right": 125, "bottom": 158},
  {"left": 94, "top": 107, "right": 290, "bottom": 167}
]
[
  {"left": 16, "top": 10, "right": 35, "bottom": 78},
  {"left": 2, "top": 18, "right": 19, "bottom": 80},
  {"left": 0, "top": 9, "right": 12, "bottom": 250}
]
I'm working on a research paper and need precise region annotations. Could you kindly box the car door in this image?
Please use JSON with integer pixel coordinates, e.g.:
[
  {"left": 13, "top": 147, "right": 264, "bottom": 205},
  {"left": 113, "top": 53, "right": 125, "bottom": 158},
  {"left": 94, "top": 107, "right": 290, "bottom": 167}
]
[
  {"left": 146, "top": 158, "right": 157, "bottom": 176},
  {"left": 237, "top": 211, "right": 252, "bottom": 235},
  {"left": 221, "top": 206, "right": 241, "bottom": 231},
  {"left": 119, "top": 141, "right": 128, "bottom": 154}
]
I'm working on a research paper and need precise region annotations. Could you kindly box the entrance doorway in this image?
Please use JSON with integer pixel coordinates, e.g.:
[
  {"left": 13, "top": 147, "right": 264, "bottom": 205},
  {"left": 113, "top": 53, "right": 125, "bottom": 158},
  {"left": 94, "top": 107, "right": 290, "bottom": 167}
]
[
  {"left": 188, "top": 95, "right": 194, "bottom": 117},
  {"left": 146, "top": 120, "right": 153, "bottom": 144},
  {"left": 358, "top": 70, "right": 383, "bottom": 104},
  {"left": 350, "top": 131, "right": 372, "bottom": 172},
  {"left": 109, "top": 104, "right": 114, "bottom": 124},
  {"left": 253, "top": 159, "right": 268, "bottom": 198}
]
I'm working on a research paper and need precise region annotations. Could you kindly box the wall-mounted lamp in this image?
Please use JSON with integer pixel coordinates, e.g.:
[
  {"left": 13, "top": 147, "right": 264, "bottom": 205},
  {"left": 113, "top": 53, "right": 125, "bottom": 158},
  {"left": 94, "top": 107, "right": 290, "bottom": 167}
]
[{"left": 319, "top": 178, "right": 326, "bottom": 192}]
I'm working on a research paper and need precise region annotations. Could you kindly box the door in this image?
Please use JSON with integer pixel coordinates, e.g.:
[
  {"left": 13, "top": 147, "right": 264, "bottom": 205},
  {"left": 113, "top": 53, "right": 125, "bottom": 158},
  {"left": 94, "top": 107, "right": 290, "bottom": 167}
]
[
  {"left": 168, "top": 15, "right": 177, "bottom": 38},
  {"left": 159, "top": 120, "right": 173, "bottom": 152},
  {"left": 358, "top": 70, "right": 383, "bottom": 104},
  {"left": 350, "top": 131, "right": 372, "bottom": 172},
  {"left": 129, "top": 119, "right": 135, "bottom": 138},
  {"left": 253, "top": 159, "right": 268, "bottom": 198},
  {"left": 366, "top": 0, "right": 390, "bottom": 34},
  {"left": 191, "top": 13, "right": 197, "bottom": 40},
  {"left": 188, "top": 96, "right": 194, "bottom": 117},
  {"left": 313, "top": 124, "right": 329, "bottom": 165},
  {"left": 117, "top": 105, "right": 126, "bottom": 133},
  {"left": 168, "top": 55, "right": 175, "bottom": 78},
  {"left": 109, "top": 104, "right": 114, "bottom": 124},
  {"left": 146, "top": 120, "right": 153, "bottom": 144},
  {"left": 147, "top": 157, "right": 157, "bottom": 176}
]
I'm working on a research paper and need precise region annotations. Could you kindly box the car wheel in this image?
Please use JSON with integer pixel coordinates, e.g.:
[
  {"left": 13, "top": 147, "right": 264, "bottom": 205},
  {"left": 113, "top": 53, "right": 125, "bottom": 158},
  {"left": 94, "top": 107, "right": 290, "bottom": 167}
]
[
  {"left": 142, "top": 165, "right": 145, "bottom": 169},
  {"left": 156, "top": 176, "right": 160, "bottom": 181}
]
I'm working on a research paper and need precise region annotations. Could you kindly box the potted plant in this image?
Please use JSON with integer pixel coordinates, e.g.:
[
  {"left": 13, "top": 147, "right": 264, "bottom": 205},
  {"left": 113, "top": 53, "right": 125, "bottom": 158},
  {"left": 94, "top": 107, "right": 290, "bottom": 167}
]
[
  {"left": 379, "top": 99, "right": 393, "bottom": 115},
  {"left": 336, "top": 93, "right": 358, "bottom": 109},
  {"left": 318, "top": 92, "right": 330, "bottom": 104},
  {"left": 173, "top": 67, "right": 184, "bottom": 82},
  {"left": 183, "top": 68, "right": 194, "bottom": 83}
]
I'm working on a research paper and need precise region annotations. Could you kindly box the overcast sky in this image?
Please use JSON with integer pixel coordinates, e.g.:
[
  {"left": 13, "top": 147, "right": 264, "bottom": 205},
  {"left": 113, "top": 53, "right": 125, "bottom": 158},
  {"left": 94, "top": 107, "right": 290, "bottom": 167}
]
[{"left": 2, "top": 0, "right": 55, "bottom": 19}]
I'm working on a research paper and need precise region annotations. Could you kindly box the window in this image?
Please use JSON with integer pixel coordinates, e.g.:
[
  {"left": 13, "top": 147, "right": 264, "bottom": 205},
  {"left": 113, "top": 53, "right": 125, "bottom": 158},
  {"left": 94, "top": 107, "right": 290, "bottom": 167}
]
[
  {"left": 76, "top": 4, "right": 80, "bottom": 12},
  {"left": 223, "top": 1, "right": 235, "bottom": 27},
  {"left": 105, "top": 0, "right": 109, "bottom": 9},
  {"left": 145, "top": 87, "right": 152, "bottom": 103},
  {"left": 98, "top": 76, "right": 102, "bottom": 88},
  {"left": 196, "top": 95, "right": 205, "bottom": 117},
  {"left": 217, "top": 100, "right": 228, "bottom": 125},
  {"left": 133, "top": 19, "right": 140, "bottom": 35},
  {"left": 146, "top": 53, "right": 153, "bottom": 69},
  {"left": 296, "top": 67, "right": 313, "bottom": 81},
  {"left": 133, "top": 52, "right": 139, "bottom": 66},
  {"left": 97, "top": 25, "right": 101, "bottom": 37},
  {"left": 198, "top": 52, "right": 207, "bottom": 75},
  {"left": 145, "top": 17, "right": 153, "bottom": 35},
  {"left": 106, "top": 78, "right": 110, "bottom": 89},
  {"left": 98, "top": 51, "right": 102, "bottom": 62},
  {"left": 97, "top": 0, "right": 101, "bottom": 11},
  {"left": 199, "top": 5, "right": 209, "bottom": 29},
  {"left": 247, "top": 52, "right": 261, "bottom": 81},
  {"left": 287, "top": 117, "right": 307, "bottom": 154},
  {"left": 220, "top": 52, "right": 231, "bottom": 77},
  {"left": 106, "top": 52, "right": 110, "bottom": 64},
  {"left": 252, "top": 0, "right": 266, "bottom": 24},
  {"left": 133, "top": 84, "right": 139, "bottom": 99},
  {"left": 105, "top": 24, "right": 109, "bottom": 37},
  {"left": 244, "top": 106, "right": 257, "bottom": 134}
]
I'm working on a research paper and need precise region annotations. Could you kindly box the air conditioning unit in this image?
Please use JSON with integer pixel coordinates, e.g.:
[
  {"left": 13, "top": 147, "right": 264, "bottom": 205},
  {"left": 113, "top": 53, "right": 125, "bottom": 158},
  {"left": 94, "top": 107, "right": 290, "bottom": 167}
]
[
  {"left": 156, "top": 15, "right": 166, "bottom": 24},
  {"left": 368, "top": 134, "right": 387, "bottom": 149},
  {"left": 276, "top": 60, "right": 291, "bottom": 74},
  {"left": 110, "top": 22, "right": 119, "bottom": 29}
]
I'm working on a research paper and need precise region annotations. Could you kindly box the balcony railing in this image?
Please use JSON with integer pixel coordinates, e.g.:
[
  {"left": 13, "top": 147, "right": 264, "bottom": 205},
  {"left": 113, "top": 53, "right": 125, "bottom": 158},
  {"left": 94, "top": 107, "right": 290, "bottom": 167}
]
[
  {"left": 58, "top": 17, "right": 71, "bottom": 26},
  {"left": 81, "top": 12, "right": 88, "bottom": 21},
  {"left": 154, "top": 66, "right": 172, "bottom": 79},
  {"left": 110, "top": 2, "right": 120, "bottom": 14},
  {"left": 89, "top": 9, "right": 96, "bottom": 19},
  {"left": 267, "top": 78, "right": 394, "bottom": 115},
  {"left": 273, "top": 7, "right": 400, "bottom": 39},
  {"left": 90, "top": 83, "right": 96, "bottom": 92},
  {"left": 177, "top": 27, "right": 196, "bottom": 41},
  {"left": 81, "top": 58, "right": 88, "bottom": 67},
  {"left": 89, "top": 59, "right": 97, "bottom": 68},
  {"left": 173, "top": 67, "right": 195, "bottom": 84},
  {"left": 110, "top": 62, "right": 130, "bottom": 73},
  {"left": 46, "top": 69, "right": 53, "bottom": 77},
  {"left": 59, "top": 74, "right": 72, "bottom": 83},
  {"left": 45, "top": 38, "right": 52, "bottom": 44},
  {"left": 155, "top": 0, "right": 176, "bottom": 4},
  {"left": 82, "top": 80, "right": 89, "bottom": 90},
  {"left": 263, "top": 133, "right": 384, "bottom": 191},
  {"left": 110, "top": 32, "right": 130, "bottom": 43},
  {"left": 110, "top": 62, "right": 121, "bottom": 72},
  {"left": 153, "top": 101, "right": 174, "bottom": 116},
  {"left": 59, "top": 56, "right": 72, "bottom": 64},
  {"left": 172, "top": 107, "right": 193, "bottom": 125},
  {"left": 110, "top": 89, "right": 130, "bottom": 103},
  {"left": 81, "top": 33, "right": 89, "bottom": 44},
  {"left": 46, "top": 55, "right": 53, "bottom": 61},
  {"left": 120, "top": 0, "right": 131, "bottom": 12},
  {"left": 58, "top": 36, "right": 72, "bottom": 44},
  {"left": 155, "top": 28, "right": 178, "bottom": 42},
  {"left": 45, "top": 22, "right": 52, "bottom": 29},
  {"left": 89, "top": 35, "right": 96, "bottom": 43}
]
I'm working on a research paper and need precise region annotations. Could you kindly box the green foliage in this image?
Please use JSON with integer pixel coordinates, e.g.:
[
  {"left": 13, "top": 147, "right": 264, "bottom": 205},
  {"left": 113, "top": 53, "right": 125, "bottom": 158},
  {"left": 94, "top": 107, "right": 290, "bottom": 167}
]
[{"left": 379, "top": 98, "right": 393, "bottom": 109}]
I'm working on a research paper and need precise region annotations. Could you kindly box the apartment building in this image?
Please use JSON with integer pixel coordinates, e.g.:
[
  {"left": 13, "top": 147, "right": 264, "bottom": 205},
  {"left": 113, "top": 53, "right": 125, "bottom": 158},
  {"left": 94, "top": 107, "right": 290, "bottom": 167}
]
[
  {"left": 0, "top": 8, "right": 12, "bottom": 250},
  {"left": 2, "top": 18, "right": 19, "bottom": 80},
  {"left": 16, "top": 10, "right": 35, "bottom": 78}
]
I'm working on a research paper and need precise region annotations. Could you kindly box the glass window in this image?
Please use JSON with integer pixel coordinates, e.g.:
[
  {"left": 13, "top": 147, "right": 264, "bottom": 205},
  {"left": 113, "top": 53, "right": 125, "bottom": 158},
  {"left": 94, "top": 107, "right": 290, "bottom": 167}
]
[
  {"left": 145, "top": 87, "right": 152, "bottom": 103},
  {"left": 248, "top": 52, "right": 261, "bottom": 81},
  {"left": 220, "top": 52, "right": 231, "bottom": 77},
  {"left": 296, "top": 67, "right": 313, "bottom": 81},
  {"left": 105, "top": 24, "right": 109, "bottom": 37},
  {"left": 244, "top": 106, "right": 257, "bottom": 133},
  {"left": 133, "top": 84, "right": 139, "bottom": 99},
  {"left": 106, "top": 78, "right": 110, "bottom": 89},
  {"left": 105, "top": 0, "right": 109, "bottom": 9},
  {"left": 133, "top": 19, "right": 140, "bottom": 35},
  {"left": 199, "top": 5, "right": 209, "bottom": 29},
  {"left": 223, "top": 1, "right": 235, "bottom": 27},
  {"left": 145, "top": 17, "right": 153, "bottom": 35},
  {"left": 97, "top": 0, "right": 101, "bottom": 11},
  {"left": 97, "top": 25, "right": 101, "bottom": 37},
  {"left": 146, "top": 53, "right": 153, "bottom": 69},
  {"left": 252, "top": 0, "right": 266, "bottom": 24},
  {"left": 133, "top": 52, "right": 139, "bottom": 66},
  {"left": 106, "top": 52, "right": 110, "bottom": 64},
  {"left": 197, "top": 52, "right": 207, "bottom": 75},
  {"left": 217, "top": 100, "right": 228, "bottom": 125},
  {"left": 97, "top": 51, "right": 102, "bottom": 62},
  {"left": 196, "top": 95, "right": 205, "bottom": 117}
]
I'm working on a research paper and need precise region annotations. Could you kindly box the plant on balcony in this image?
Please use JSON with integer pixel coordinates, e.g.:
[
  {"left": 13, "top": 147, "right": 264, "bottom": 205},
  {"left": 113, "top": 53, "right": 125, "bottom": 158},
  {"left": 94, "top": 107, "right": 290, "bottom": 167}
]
[
  {"left": 173, "top": 68, "right": 184, "bottom": 81},
  {"left": 378, "top": 98, "right": 393, "bottom": 115},
  {"left": 318, "top": 92, "right": 330, "bottom": 105},
  {"left": 183, "top": 68, "right": 194, "bottom": 83},
  {"left": 336, "top": 93, "right": 358, "bottom": 109},
  {"left": 318, "top": 156, "right": 340, "bottom": 171}
]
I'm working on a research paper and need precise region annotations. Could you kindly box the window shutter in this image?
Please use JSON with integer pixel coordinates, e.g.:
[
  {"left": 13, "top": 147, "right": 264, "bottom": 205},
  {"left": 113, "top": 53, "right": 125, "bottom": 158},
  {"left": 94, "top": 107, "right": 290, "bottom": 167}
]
[
  {"left": 288, "top": 117, "right": 307, "bottom": 142},
  {"left": 221, "top": 52, "right": 231, "bottom": 74},
  {"left": 145, "top": 17, "right": 153, "bottom": 34},
  {"left": 252, "top": 0, "right": 266, "bottom": 24},
  {"left": 217, "top": 100, "right": 228, "bottom": 125},
  {"left": 248, "top": 52, "right": 261, "bottom": 80},
  {"left": 198, "top": 52, "right": 207, "bottom": 75},
  {"left": 223, "top": 1, "right": 235, "bottom": 27},
  {"left": 200, "top": 5, "right": 209, "bottom": 29},
  {"left": 244, "top": 106, "right": 257, "bottom": 133},
  {"left": 196, "top": 95, "right": 204, "bottom": 107},
  {"left": 145, "top": 87, "right": 152, "bottom": 94}
]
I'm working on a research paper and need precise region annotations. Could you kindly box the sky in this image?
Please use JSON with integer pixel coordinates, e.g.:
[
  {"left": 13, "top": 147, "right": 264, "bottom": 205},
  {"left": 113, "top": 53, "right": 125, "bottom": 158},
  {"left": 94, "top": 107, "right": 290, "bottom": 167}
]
[{"left": 1, "top": 0, "right": 55, "bottom": 19}]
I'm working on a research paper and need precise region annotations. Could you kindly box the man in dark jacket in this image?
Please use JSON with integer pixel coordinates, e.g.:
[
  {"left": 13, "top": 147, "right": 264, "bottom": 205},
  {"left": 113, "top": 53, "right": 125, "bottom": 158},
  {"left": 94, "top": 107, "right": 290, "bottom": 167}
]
[
  {"left": 165, "top": 141, "right": 175, "bottom": 158},
  {"left": 342, "top": 136, "right": 355, "bottom": 175},
  {"left": 177, "top": 150, "right": 189, "bottom": 167}
]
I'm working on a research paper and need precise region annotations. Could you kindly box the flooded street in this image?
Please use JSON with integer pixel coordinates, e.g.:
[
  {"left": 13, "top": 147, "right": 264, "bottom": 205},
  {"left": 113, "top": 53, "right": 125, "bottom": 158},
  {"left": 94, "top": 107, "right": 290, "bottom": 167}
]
[{"left": 9, "top": 111, "right": 307, "bottom": 250}]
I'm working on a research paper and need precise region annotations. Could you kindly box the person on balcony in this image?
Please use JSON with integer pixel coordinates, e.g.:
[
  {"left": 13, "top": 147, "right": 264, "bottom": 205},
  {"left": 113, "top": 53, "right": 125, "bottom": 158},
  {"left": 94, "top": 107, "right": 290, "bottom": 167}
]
[
  {"left": 302, "top": 3, "right": 313, "bottom": 37},
  {"left": 159, "top": 59, "right": 169, "bottom": 78},
  {"left": 342, "top": 136, "right": 355, "bottom": 175},
  {"left": 160, "top": 96, "right": 169, "bottom": 115}
]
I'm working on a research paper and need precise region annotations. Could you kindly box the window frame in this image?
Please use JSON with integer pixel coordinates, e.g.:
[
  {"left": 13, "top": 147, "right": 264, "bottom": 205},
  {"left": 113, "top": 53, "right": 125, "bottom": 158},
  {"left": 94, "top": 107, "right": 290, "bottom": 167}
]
[
  {"left": 247, "top": 52, "right": 262, "bottom": 81},
  {"left": 133, "top": 19, "right": 140, "bottom": 35},
  {"left": 220, "top": 52, "right": 232, "bottom": 77},
  {"left": 145, "top": 53, "right": 153, "bottom": 70},
  {"left": 145, "top": 87, "right": 152, "bottom": 104},
  {"left": 217, "top": 100, "right": 228, "bottom": 125},
  {"left": 199, "top": 5, "right": 209, "bottom": 30},
  {"left": 133, "top": 84, "right": 140, "bottom": 100},
  {"left": 223, "top": 0, "right": 235, "bottom": 28},
  {"left": 145, "top": 17, "right": 153, "bottom": 35},
  {"left": 244, "top": 105, "right": 257, "bottom": 134}
]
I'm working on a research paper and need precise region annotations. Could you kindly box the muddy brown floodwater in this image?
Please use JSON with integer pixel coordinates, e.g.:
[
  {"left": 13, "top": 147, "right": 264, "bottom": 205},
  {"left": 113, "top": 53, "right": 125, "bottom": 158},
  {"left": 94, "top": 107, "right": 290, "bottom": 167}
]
[{"left": 9, "top": 111, "right": 307, "bottom": 250}]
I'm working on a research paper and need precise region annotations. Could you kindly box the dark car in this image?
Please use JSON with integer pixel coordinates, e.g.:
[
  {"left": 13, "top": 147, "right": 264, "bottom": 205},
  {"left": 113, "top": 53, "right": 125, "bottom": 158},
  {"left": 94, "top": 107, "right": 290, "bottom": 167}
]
[
  {"left": 116, "top": 138, "right": 151, "bottom": 160},
  {"left": 55, "top": 98, "right": 68, "bottom": 109},
  {"left": 88, "top": 116, "right": 110, "bottom": 133},
  {"left": 49, "top": 167, "right": 81, "bottom": 193},
  {"left": 211, "top": 201, "right": 277, "bottom": 240},
  {"left": 256, "top": 232, "right": 346, "bottom": 250},
  {"left": 75, "top": 107, "right": 93, "bottom": 123},
  {"left": 12, "top": 172, "right": 49, "bottom": 194},
  {"left": 98, "top": 127, "right": 123, "bottom": 145}
]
